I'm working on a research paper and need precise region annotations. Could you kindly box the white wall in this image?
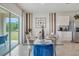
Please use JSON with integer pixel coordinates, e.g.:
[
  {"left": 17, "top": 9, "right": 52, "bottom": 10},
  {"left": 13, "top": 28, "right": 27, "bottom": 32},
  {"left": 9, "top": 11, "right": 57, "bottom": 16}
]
[{"left": 32, "top": 13, "right": 49, "bottom": 37}]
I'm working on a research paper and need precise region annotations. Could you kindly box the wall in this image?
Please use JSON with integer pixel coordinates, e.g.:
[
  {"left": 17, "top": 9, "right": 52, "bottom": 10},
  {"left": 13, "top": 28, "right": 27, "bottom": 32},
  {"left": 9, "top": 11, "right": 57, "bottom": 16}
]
[{"left": 32, "top": 13, "right": 49, "bottom": 37}]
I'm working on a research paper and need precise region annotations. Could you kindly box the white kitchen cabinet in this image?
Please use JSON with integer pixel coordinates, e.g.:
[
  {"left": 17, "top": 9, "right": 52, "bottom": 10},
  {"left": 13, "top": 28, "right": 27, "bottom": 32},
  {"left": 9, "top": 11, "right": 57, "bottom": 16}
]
[
  {"left": 73, "top": 32, "right": 79, "bottom": 42},
  {"left": 57, "top": 31, "right": 72, "bottom": 41},
  {"left": 57, "top": 16, "right": 69, "bottom": 25}
]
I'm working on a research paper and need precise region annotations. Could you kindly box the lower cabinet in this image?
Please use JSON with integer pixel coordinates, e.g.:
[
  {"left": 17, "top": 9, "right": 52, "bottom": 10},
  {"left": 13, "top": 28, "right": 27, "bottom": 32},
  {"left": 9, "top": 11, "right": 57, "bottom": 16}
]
[
  {"left": 57, "top": 31, "right": 72, "bottom": 41},
  {"left": 73, "top": 32, "right": 79, "bottom": 42}
]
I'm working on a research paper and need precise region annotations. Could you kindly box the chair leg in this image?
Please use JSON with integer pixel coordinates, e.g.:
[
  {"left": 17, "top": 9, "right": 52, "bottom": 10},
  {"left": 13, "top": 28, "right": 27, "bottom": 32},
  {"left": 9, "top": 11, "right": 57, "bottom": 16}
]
[
  {"left": 4, "top": 42, "right": 6, "bottom": 47},
  {"left": 28, "top": 47, "right": 31, "bottom": 56},
  {"left": 28, "top": 44, "right": 32, "bottom": 56},
  {"left": 54, "top": 45, "right": 56, "bottom": 56}
]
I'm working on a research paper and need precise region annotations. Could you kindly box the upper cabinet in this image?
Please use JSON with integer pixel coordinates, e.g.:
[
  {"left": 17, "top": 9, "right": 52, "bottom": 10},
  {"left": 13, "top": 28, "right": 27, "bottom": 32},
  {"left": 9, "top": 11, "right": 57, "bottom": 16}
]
[{"left": 57, "top": 16, "right": 69, "bottom": 26}]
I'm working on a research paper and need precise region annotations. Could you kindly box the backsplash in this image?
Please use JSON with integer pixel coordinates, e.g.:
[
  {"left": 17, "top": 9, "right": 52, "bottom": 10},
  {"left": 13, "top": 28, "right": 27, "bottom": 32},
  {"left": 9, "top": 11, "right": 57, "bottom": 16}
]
[{"left": 58, "top": 25, "right": 69, "bottom": 31}]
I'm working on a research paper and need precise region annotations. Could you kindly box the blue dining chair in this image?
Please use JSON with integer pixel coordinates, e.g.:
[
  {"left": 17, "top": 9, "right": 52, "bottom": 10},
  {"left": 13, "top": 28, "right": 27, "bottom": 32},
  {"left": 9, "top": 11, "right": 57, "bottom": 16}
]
[
  {"left": 5, "top": 34, "right": 8, "bottom": 41},
  {"left": 0, "top": 36, "right": 5, "bottom": 44},
  {"left": 0, "top": 34, "right": 8, "bottom": 46}
]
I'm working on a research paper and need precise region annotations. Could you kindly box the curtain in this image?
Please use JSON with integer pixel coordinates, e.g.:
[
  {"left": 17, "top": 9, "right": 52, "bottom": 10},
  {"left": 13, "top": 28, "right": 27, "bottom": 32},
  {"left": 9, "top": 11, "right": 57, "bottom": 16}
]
[
  {"left": 49, "top": 13, "right": 56, "bottom": 34},
  {"left": 26, "top": 13, "right": 33, "bottom": 32}
]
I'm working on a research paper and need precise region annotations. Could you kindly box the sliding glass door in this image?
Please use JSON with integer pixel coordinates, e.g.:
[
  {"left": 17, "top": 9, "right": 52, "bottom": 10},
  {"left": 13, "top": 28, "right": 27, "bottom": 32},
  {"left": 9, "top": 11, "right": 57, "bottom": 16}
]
[
  {"left": 10, "top": 13, "right": 19, "bottom": 49},
  {"left": 0, "top": 7, "right": 9, "bottom": 56},
  {"left": 0, "top": 6, "right": 20, "bottom": 56}
]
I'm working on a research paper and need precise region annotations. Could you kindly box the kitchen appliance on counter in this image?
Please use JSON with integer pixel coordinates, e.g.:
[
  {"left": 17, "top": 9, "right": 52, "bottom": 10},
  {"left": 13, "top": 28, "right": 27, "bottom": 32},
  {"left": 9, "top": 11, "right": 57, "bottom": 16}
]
[
  {"left": 58, "top": 25, "right": 69, "bottom": 31},
  {"left": 76, "top": 28, "right": 79, "bottom": 32}
]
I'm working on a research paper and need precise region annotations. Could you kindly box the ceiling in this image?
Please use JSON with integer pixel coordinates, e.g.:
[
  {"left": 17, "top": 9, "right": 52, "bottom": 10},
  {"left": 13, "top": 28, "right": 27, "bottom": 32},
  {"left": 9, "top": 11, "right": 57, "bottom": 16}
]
[
  {"left": 0, "top": 7, "right": 8, "bottom": 13},
  {"left": 0, "top": 8, "right": 17, "bottom": 17},
  {"left": 17, "top": 3, "right": 79, "bottom": 13}
]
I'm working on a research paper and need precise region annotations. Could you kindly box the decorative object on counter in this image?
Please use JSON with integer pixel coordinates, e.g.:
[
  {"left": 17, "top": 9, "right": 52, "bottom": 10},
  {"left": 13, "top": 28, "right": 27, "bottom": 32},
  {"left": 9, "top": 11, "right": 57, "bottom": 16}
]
[
  {"left": 74, "top": 14, "right": 79, "bottom": 19},
  {"left": 58, "top": 25, "right": 69, "bottom": 31}
]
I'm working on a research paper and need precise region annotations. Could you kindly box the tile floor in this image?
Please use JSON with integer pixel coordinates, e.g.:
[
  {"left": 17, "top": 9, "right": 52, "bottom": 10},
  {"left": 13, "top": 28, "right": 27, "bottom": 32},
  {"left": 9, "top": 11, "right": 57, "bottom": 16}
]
[
  {"left": 0, "top": 41, "right": 18, "bottom": 56},
  {"left": 6, "top": 44, "right": 29, "bottom": 56},
  {"left": 6, "top": 40, "right": 79, "bottom": 56},
  {"left": 56, "top": 41, "right": 79, "bottom": 56}
]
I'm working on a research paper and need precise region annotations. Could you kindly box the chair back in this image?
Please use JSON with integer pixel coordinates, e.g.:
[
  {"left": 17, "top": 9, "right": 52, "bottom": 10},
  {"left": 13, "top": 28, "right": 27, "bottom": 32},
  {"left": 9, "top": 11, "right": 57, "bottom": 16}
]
[
  {"left": 0, "top": 36, "right": 5, "bottom": 44},
  {"left": 25, "top": 34, "right": 30, "bottom": 45},
  {"left": 5, "top": 34, "right": 8, "bottom": 41}
]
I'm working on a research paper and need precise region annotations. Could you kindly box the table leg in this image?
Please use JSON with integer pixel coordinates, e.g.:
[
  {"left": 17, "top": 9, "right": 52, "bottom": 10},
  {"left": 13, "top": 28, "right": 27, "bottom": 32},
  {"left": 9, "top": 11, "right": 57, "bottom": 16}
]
[{"left": 54, "top": 39, "right": 56, "bottom": 56}]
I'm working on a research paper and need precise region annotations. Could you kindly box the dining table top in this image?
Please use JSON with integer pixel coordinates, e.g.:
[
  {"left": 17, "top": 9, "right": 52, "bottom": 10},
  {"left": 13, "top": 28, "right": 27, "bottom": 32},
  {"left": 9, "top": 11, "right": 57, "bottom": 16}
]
[
  {"left": 28, "top": 34, "right": 58, "bottom": 45},
  {"left": 33, "top": 39, "right": 53, "bottom": 45}
]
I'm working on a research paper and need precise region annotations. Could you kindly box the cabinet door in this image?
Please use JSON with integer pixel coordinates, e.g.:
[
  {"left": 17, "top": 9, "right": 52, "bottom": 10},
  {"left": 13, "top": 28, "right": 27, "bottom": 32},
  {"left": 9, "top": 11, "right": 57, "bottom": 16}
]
[
  {"left": 57, "top": 31, "right": 72, "bottom": 41},
  {"left": 57, "top": 31, "right": 63, "bottom": 41},
  {"left": 58, "top": 16, "right": 69, "bottom": 25},
  {"left": 73, "top": 32, "right": 79, "bottom": 42}
]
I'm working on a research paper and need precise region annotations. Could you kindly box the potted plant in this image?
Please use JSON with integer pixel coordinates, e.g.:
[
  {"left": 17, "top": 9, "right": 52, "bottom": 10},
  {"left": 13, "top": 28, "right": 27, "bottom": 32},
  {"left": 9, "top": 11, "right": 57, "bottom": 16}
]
[
  {"left": 25, "top": 31, "right": 29, "bottom": 35},
  {"left": 29, "top": 29, "right": 32, "bottom": 32},
  {"left": 29, "top": 29, "right": 32, "bottom": 37},
  {"left": 25, "top": 31, "right": 29, "bottom": 38},
  {"left": 74, "top": 14, "right": 79, "bottom": 20}
]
